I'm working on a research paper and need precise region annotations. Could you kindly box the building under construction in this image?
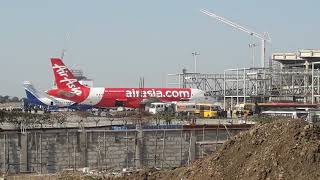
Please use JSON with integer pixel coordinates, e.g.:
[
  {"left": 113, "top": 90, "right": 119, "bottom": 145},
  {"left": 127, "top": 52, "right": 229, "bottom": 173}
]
[
  {"left": 168, "top": 49, "right": 320, "bottom": 109},
  {"left": 71, "top": 68, "right": 94, "bottom": 87},
  {"left": 167, "top": 10, "right": 320, "bottom": 110}
]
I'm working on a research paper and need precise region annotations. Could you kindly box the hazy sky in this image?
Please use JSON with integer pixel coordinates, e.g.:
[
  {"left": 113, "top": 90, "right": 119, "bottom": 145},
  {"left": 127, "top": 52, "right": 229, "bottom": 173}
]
[{"left": 1, "top": 0, "right": 319, "bottom": 97}]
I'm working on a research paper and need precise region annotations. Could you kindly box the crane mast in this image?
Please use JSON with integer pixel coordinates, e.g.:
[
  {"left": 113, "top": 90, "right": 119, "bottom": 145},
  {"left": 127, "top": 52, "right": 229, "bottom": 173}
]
[{"left": 200, "top": 9, "right": 271, "bottom": 68}]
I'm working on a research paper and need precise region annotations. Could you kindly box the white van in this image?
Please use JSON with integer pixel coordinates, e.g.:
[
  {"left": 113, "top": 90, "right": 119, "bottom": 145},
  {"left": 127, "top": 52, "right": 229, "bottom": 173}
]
[{"left": 149, "top": 102, "right": 167, "bottom": 114}]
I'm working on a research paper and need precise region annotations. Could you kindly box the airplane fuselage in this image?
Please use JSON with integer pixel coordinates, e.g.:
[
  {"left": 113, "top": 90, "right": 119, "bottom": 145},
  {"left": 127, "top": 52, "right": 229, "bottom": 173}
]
[{"left": 48, "top": 87, "right": 203, "bottom": 108}]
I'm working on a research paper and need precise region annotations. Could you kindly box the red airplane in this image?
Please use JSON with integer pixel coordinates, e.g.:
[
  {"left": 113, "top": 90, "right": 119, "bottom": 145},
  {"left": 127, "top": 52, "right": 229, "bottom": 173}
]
[{"left": 47, "top": 58, "right": 205, "bottom": 108}]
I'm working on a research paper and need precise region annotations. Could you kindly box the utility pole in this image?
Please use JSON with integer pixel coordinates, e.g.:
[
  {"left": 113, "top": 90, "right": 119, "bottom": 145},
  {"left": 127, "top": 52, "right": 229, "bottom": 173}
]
[
  {"left": 249, "top": 43, "right": 257, "bottom": 67},
  {"left": 192, "top": 51, "right": 200, "bottom": 73}
]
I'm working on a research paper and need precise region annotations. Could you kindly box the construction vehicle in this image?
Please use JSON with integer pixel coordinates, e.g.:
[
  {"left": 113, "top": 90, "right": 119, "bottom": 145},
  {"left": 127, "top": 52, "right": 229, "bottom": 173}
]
[
  {"left": 195, "top": 103, "right": 224, "bottom": 118},
  {"left": 201, "top": 9, "right": 271, "bottom": 68},
  {"left": 233, "top": 103, "right": 254, "bottom": 117}
]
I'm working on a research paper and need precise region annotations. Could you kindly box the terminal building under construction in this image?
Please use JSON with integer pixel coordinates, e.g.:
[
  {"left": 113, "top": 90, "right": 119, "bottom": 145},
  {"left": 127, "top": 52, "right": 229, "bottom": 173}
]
[{"left": 168, "top": 49, "right": 320, "bottom": 109}]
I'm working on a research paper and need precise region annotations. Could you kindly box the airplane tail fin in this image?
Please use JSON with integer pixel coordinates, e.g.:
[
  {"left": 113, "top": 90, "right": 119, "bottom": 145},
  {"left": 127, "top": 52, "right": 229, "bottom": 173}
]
[
  {"left": 23, "top": 81, "right": 54, "bottom": 106},
  {"left": 23, "top": 81, "right": 51, "bottom": 99},
  {"left": 50, "top": 58, "right": 84, "bottom": 95}
]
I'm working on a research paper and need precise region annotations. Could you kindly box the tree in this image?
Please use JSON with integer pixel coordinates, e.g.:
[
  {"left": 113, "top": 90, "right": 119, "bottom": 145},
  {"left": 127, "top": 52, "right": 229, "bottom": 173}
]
[
  {"left": 0, "top": 96, "right": 5, "bottom": 103},
  {"left": 0, "top": 95, "right": 11, "bottom": 103},
  {"left": 3, "top": 96, "right": 9, "bottom": 103},
  {"left": 11, "top": 97, "right": 20, "bottom": 102}
]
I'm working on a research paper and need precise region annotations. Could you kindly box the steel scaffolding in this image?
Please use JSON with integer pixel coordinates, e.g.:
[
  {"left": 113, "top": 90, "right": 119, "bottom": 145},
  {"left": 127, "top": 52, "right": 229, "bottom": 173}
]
[{"left": 168, "top": 67, "right": 320, "bottom": 109}]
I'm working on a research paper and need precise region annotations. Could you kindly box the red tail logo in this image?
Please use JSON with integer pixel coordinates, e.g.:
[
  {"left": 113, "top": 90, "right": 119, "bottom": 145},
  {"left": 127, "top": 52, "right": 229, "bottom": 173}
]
[{"left": 51, "top": 58, "right": 83, "bottom": 96}]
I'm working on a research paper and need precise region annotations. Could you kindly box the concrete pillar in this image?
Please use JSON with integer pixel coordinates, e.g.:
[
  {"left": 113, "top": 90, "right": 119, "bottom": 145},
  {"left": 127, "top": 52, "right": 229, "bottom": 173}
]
[
  {"left": 161, "top": 130, "right": 166, "bottom": 169},
  {"left": 188, "top": 130, "right": 196, "bottom": 164},
  {"left": 20, "top": 133, "right": 28, "bottom": 172},
  {"left": 79, "top": 130, "right": 87, "bottom": 168},
  {"left": 135, "top": 124, "right": 144, "bottom": 168},
  {"left": 3, "top": 134, "right": 6, "bottom": 173}
]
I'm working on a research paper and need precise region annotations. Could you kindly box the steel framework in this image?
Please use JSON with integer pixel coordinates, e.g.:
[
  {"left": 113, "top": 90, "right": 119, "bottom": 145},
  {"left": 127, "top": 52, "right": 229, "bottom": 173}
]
[{"left": 168, "top": 67, "right": 320, "bottom": 109}]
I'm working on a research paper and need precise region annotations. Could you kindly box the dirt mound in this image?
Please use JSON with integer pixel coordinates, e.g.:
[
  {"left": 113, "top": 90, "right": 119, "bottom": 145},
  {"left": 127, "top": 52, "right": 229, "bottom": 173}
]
[
  {"left": 121, "top": 119, "right": 320, "bottom": 180},
  {"left": 57, "top": 170, "right": 103, "bottom": 180}
]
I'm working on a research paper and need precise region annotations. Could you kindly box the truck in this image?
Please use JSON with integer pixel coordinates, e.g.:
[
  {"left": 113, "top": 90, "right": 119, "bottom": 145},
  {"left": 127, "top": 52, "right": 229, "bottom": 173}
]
[
  {"left": 233, "top": 103, "right": 254, "bottom": 117},
  {"left": 148, "top": 101, "right": 225, "bottom": 118},
  {"left": 148, "top": 102, "right": 174, "bottom": 115},
  {"left": 195, "top": 103, "right": 224, "bottom": 118}
]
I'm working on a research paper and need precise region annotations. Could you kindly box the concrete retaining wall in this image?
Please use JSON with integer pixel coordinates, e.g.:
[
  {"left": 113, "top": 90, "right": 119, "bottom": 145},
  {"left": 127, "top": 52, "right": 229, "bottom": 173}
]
[{"left": 0, "top": 125, "right": 248, "bottom": 174}]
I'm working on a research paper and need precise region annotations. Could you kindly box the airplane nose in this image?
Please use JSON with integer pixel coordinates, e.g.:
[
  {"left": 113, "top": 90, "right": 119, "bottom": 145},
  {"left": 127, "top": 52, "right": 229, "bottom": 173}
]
[{"left": 191, "top": 89, "right": 205, "bottom": 99}]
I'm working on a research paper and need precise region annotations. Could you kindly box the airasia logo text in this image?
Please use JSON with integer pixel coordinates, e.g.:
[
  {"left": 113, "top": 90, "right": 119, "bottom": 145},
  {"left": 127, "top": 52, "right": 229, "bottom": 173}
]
[
  {"left": 125, "top": 89, "right": 190, "bottom": 98},
  {"left": 53, "top": 64, "right": 82, "bottom": 96}
]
